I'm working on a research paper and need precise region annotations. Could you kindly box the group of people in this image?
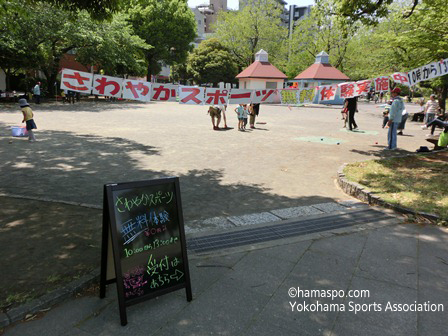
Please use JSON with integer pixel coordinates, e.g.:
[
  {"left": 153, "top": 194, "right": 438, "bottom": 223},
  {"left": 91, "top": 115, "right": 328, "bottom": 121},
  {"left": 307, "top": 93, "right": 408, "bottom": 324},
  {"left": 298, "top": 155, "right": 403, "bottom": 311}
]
[
  {"left": 208, "top": 103, "right": 260, "bottom": 131},
  {"left": 343, "top": 88, "right": 410, "bottom": 150}
]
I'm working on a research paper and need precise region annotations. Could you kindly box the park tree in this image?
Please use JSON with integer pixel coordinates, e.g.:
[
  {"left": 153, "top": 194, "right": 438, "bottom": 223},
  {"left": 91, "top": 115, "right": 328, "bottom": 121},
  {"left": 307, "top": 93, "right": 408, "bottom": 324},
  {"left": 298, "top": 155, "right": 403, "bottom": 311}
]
[
  {"left": 0, "top": 0, "right": 121, "bottom": 20},
  {"left": 126, "top": 0, "right": 197, "bottom": 81},
  {"left": 213, "top": 0, "right": 288, "bottom": 68},
  {"left": 342, "top": 1, "right": 448, "bottom": 108},
  {"left": 0, "top": 2, "right": 149, "bottom": 95},
  {"left": 75, "top": 13, "right": 150, "bottom": 77},
  {"left": 284, "top": 0, "right": 358, "bottom": 78},
  {"left": 186, "top": 38, "right": 238, "bottom": 86}
]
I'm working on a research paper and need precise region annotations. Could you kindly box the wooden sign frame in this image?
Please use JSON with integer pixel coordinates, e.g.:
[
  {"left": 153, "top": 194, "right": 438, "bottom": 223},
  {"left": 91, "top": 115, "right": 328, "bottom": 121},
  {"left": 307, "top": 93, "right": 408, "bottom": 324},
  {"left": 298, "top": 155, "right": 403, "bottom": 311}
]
[{"left": 99, "top": 178, "right": 192, "bottom": 326}]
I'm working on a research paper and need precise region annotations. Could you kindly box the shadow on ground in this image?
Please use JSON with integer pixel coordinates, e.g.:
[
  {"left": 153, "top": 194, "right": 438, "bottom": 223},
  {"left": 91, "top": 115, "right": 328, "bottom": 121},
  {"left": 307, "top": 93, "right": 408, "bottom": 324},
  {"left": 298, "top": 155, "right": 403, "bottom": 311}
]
[
  {"left": 0, "top": 122, "right": 336, "bottom": 220},
  {"left": 0, "top": 122, "right": 339, "bottom": 310}
]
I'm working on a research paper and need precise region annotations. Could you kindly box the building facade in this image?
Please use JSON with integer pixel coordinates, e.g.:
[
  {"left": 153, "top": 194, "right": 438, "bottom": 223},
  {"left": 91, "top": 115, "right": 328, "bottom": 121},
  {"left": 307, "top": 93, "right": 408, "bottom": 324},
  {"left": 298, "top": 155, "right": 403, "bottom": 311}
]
[
  {"left": 197, "top": 0, "right": 228, "bottom": 34},
  {"left": 288, "top": 5, "right": 312, "bottom": 36}
]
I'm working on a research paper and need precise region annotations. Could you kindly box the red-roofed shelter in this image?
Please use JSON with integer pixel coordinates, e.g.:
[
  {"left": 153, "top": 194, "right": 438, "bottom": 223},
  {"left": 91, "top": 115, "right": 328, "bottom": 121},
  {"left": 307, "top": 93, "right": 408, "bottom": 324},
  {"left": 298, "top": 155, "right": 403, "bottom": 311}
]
[
  {"left": 293, "top": 51, "right": 349, "bottom": 88},
  {"left": 236, "top": 50, "right": 287, "bottom": 90}
]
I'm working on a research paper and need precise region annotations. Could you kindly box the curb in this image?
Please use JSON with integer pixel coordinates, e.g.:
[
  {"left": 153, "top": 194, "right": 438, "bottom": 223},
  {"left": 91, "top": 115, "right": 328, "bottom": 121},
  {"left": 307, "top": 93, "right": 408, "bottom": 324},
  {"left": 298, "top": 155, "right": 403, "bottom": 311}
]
[
  {"left": 337, "top": 162, "right": 441, "bottom": 222},
  {"left": 1, "top": 269, "right": 99, "bottom": 328}
]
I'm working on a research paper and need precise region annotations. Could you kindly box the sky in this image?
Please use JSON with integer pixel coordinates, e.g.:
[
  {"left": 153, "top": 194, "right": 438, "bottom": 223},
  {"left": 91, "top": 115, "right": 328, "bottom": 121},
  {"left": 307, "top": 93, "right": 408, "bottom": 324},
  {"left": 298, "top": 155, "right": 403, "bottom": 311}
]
[{"left": 187, "top": 0, "right": 314, "bottom": 10}]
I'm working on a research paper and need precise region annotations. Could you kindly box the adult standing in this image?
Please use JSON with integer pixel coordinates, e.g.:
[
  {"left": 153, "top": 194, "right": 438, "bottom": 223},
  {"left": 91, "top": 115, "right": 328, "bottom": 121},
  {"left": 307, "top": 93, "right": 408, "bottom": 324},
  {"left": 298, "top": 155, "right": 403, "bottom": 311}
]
[
  {"left": 33, "top": 82, "right": 41, "bottom": 104},
  {"left": 250, "top": 103, "right": 260, "bottom": 129},
  {"left": 386, "top": 87, "right": 404, "bottom": 150},
  {"left": 424, "top": 94, "right": 439, "bottom": 124},
  {"left": 344, "top": 96, "right": 358, "bottom": 131}
]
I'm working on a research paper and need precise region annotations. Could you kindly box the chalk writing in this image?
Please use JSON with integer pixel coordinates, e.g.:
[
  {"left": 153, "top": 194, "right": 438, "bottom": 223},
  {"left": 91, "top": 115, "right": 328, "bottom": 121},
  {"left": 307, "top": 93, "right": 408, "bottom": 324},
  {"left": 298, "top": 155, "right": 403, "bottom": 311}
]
[
  {"left": 120, "top": 210, "right": 171, "bottom": 244},
  {"left": 124, "top": 236, "right": 179, "bottom": 257},
  {"left": 123, "top": 266, "right": 147, "bottom": 298},
  {"left": 146, "top": 255, "right": 184, "bottom": 288},
  {"left": 115, "top": 191, "right": 174, "bottom": 213}
]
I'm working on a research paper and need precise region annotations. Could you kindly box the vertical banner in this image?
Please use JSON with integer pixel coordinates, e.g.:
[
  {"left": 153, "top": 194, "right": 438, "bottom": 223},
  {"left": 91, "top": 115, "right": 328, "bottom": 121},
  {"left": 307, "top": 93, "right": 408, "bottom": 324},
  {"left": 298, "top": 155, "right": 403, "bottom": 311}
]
[
  {"left": 280, "top": 89, "right": 299, "bottom": 105},
  {"left": 251, "top": 89, "right": 277, "bottom": 103},
  {"left": 92, "top": 75, "right": 123, "bottom": 98},
  {"left": 60, "top": 69, "right": 93, "bottom": 93},
  {"left": 228, "top": 89, "right": 253, "bottom": 104},
  {"left": 318, "top": 85, "right": 337, "bottom": 102},
  {"left": 178, "top": 86, "right": 205, "bottom": 105},
  {"left": 151, "top": 84, "right": 178, "bottom": 102},
  {"left": 204, "top": 88, "right": 229, "bottom": 105},
  {"left": 391, "top": 73, "right": 410, "bottom": 87},
  {"left": 298, "top": 87, "right": 316, "bottom": 104},
  {"left": 374, "top": 76, "right": 390, "bottom": 92},
  {"left": 122, "top": 80, "right": 152, "bottom": 102},
  {"left": 338, "top": 82, "right": 358, "bottom": 99}
]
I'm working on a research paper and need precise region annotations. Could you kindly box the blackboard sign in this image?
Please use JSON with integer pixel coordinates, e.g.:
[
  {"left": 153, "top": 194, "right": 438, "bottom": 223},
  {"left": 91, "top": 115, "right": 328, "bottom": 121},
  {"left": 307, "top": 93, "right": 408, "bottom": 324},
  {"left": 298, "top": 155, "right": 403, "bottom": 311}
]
[{"left": 100, "top": 178, "right": 192, "bottom": 326}]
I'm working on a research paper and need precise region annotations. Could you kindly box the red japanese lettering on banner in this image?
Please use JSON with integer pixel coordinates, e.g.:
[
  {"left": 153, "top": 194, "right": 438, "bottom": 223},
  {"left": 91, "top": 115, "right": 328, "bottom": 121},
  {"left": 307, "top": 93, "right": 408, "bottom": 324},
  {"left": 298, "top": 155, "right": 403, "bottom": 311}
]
[
  {"left": 180, "top": 88, "right": 202, "bottom": 104},
  {"left": 374, "top": 77, "right": 389, "bottom": 92},
  {"left": 339, "top": 83, "right": 355, "bottom": 98},
  {"left": 125, "top": 82, "right": 150, "bottom": 98},
  {"left": 95, "top": 77, "right": 121, "bottom": 95},
  {"left": 205, "top": 89, "right": 228, "bottom": 105},
  {"left": 392, "top": 73, "right": 409, "bottom": 85},
  {"left": 320, "top": 86, "right": 336, "bottom": 100},
  {"left": 356, "top": 81, "right": 371, "bottom": 95},
  {"left": 255, "top": 89, "right": 275, "bottom": 102},
  {"left": 62, "top": 72, "right": 90, "bottom": 91},
  {"left": 229, "top": 92, "right": 251, "bottom": 99},
  {"left": 152, "top": 85, "right": 176, "bottom": 101}
]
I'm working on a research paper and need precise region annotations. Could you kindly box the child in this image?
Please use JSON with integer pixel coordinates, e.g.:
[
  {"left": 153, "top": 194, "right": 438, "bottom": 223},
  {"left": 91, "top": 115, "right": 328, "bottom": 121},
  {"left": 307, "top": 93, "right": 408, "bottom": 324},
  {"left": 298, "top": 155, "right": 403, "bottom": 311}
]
[
  {"left": 242, "top": 104, "right": 248, "bottom": 130},
  {"left": 235, "top": 104, "right": 246, "bottom": 131},
  {"left": 19, "top": 98, "right": 37, "bottom": 142}
]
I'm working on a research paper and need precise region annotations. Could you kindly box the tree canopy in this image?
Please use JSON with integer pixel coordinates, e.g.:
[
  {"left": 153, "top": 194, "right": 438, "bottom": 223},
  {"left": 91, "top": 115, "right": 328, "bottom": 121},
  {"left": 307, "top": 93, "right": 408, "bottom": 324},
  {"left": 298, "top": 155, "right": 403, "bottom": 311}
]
[
  {"left": 126, "top": 0, "right": 197, "bottom": 80},
  {"left": 213, "top": 0, "right": 288, "bottom": 68},
  {"left": 186, "top": 39, "right": 238, "bottom": 86}
]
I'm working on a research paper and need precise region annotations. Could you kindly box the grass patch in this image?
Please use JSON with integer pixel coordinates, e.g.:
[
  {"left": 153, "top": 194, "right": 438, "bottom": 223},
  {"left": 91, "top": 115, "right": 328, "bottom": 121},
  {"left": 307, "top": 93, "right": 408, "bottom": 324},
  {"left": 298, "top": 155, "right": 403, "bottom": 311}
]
[{"left": 344, "top": 152, "right": 448, "bottom": 220}]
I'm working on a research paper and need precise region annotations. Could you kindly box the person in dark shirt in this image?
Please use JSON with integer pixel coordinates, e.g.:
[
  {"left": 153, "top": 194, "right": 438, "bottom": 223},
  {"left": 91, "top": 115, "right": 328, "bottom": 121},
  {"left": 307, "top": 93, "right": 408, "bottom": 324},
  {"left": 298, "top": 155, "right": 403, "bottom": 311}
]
[{"left": 344, "top": 97, "right": 358, "bottom": 131}]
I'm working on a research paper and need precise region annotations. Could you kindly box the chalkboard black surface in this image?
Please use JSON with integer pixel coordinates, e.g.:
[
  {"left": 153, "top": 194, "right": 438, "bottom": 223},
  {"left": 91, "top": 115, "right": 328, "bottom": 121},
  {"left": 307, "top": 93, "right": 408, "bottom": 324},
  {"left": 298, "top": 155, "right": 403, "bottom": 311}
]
[{"left": 100, "top": 178, "right": 192, "bottom": 326}]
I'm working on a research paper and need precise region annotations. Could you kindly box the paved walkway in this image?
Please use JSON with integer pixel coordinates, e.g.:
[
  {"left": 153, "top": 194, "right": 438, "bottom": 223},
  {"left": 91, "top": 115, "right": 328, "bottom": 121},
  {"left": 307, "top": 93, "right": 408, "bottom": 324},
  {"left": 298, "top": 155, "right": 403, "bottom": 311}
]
[{"left": 3, "top": 210, "right": 448, "bottom": 336}]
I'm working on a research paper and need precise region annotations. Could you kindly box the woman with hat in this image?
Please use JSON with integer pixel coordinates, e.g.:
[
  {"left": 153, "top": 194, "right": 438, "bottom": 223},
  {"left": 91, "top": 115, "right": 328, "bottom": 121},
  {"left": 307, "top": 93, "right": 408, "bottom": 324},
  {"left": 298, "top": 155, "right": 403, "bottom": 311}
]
[
  {"left": 386, "top": 87, "right": 404, "bottom": 150},
  {"left": 19, "top": 98, "right": 37, "bottom": 142}
]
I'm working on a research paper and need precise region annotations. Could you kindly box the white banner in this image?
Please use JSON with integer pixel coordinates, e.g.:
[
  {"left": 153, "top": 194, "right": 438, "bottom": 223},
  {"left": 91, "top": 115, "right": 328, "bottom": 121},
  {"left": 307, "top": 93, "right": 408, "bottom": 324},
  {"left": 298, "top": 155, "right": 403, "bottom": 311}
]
[
  {"left": 204, "top": 88, "right": 229, "bottom": 105},
  {"left": 374, "top": 76, "right": 390, "bottom": 92},
  {"left": 151, "top": 83, "right": 178, "bottom": 102},
  {"left": 122, "top": 80, "right": 151, "bottom": 102},
  {"left": 251, "top": 89, "right": 277, "bottom": 103},
  {"left": 338, "top": 82, "right": 358, "bottom": 99},
  {"left": 178, "top": 86, "right": 205, "bottom": 105},
  {"left": 60, "top": 69, "right": 93, "bottom": 93},
  {"left": 318, "top": 85, "right": 337, "bottom": 101},
  {"left": 391, "top": 73, "right": 411, "bottom": 87},
  {"left": 228, "top": 89, "right": 253, "bottom": 104},
  {"left": 297, "top": 87, "right": 317, "bottom": 103},
  {"left": 280, "top": 89, "right": 299, "bottom": 105},
  {"left": 92, "top": 75, "right": 123, "bottom": 98}
]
